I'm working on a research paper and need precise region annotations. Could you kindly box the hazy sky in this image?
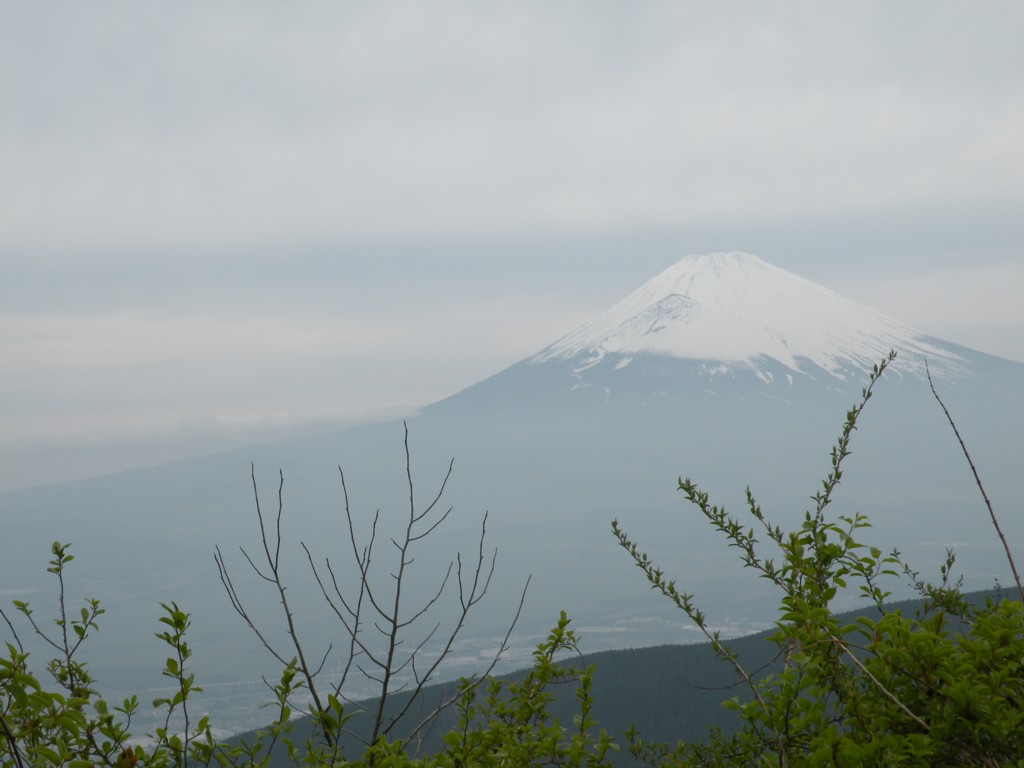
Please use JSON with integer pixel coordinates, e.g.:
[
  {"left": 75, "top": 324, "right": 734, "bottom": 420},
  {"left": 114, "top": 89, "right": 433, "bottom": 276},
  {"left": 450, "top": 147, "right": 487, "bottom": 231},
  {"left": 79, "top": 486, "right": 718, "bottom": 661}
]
[{"left": 2, "top": 2, "right": 1023, "bottom": 491}]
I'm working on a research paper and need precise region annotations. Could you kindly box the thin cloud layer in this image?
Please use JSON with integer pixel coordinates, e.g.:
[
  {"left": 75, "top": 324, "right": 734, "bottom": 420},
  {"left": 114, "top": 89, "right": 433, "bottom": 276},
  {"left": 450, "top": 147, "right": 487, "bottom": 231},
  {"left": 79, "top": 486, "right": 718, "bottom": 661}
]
[{"left": 3, "top": 3, "right": 1022, "bottom": 250}]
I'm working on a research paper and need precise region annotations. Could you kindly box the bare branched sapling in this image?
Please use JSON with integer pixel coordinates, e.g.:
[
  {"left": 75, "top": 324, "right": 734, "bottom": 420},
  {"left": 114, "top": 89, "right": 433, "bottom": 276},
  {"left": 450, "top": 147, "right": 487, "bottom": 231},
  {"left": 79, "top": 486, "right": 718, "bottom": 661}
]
[{"left": 215, "top": 422, "right": 527, "bottom": 754}]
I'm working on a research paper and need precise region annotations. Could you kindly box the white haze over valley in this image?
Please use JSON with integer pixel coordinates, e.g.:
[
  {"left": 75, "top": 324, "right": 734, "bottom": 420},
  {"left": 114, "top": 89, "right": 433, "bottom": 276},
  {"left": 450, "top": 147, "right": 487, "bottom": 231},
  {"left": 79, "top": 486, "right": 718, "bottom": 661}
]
[{"left": 2, "top": 3, "right": 1024, "bottom": 491}]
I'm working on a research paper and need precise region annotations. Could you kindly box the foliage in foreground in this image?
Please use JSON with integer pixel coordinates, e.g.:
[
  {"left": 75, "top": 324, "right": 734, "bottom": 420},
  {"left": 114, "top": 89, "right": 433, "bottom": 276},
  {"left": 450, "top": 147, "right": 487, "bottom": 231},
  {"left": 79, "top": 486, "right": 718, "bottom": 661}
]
[
  {"left": 3, "top": 353, "right": 1024, "bottom": 767},
  {"left": 615, "top": 352, "right": 1024, "bottom": 766}
]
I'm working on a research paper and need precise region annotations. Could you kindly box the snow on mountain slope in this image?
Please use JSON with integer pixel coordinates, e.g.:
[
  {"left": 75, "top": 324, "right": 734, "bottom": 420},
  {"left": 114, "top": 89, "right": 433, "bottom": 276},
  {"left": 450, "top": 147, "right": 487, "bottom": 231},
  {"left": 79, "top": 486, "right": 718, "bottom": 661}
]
[{"left": 534, "top": 252, "right": 965, "bottom": 381}]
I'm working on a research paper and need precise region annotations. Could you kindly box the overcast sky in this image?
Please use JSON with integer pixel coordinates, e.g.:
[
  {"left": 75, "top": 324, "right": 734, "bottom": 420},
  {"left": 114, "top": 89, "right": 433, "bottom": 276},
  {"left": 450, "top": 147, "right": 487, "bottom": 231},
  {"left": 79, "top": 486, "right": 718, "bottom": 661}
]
[{"left": 2, "top": 2, "right": 1023, "bottom": 491}]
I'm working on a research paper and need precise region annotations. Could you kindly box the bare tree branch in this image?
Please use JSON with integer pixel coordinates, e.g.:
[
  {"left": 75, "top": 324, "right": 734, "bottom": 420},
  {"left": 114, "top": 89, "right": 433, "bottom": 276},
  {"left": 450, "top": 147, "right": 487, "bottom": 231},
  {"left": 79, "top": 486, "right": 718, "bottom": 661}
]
[
  {"left": 404, "top": 574, "right": 531, "bottom": 745},
  {"left": 0, "top": 606, "right": 24, "bottom": 655},
  {"left": 926, "top": 361, "right": 1024, "bottom": 602},
  {"left": 216, "top": 420, "right": 526, "bottom": 754}
]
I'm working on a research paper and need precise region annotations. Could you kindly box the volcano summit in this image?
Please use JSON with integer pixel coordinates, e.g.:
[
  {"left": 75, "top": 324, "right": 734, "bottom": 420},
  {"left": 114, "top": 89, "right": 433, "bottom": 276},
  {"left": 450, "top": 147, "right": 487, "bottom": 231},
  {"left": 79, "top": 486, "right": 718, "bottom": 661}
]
[{"left": 535, "top": 252, "right": 964, "bottom": 381}]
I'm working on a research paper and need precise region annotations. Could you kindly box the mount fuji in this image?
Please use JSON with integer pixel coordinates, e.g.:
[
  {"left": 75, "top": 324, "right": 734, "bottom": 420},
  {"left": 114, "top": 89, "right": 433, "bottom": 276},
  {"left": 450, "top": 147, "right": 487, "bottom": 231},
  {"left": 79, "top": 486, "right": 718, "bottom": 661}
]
[
  {"left": 433, "top": 252, "right": 979, "bottom": 420},
  {"left": 535, "top": 252, "right": 964, "bottom": 381},
  {"left": 2, "top": 253, "right": 1021, "bottom": 730}
]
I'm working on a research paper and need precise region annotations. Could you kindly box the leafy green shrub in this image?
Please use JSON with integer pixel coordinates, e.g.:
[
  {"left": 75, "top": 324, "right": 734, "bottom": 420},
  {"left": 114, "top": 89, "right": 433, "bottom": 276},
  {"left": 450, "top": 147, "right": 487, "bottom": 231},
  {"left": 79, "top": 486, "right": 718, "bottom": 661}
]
[
  {"left": 435, "top": 611, "right": 615, "bottom": 767},
  {"left": 614, "top": 352, "right": 1024, "bottom": 766},
  {"left": 1, "top": 543, "right": 213, "bottom": 768}
]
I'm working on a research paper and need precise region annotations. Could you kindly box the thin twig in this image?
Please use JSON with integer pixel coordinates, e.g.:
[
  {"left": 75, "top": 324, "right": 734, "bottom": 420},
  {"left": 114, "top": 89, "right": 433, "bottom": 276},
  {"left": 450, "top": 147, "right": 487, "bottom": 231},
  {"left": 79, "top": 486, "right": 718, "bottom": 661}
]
[
  {"left": 831, "top": 636, "right": 930, "bottom": 732},
  {"left": 0, "top": 607, "right": 23, "bottom": 654},
  {"left": 0, "top": 710, "right": 27, "bottom": 768},
  {"left": 404, "top": 575, "right": 532, "bottom": 745},
  {"left": 925, "top": 362, "right": 1024, "bottom": 602}
]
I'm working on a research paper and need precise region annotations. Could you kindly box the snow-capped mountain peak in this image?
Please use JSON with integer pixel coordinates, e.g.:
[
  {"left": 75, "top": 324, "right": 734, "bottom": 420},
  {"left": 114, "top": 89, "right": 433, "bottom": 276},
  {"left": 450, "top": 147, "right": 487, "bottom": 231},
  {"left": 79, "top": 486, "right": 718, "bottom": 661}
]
[{"left": 534, "top": 252, "right": 962, "bottom": 380}]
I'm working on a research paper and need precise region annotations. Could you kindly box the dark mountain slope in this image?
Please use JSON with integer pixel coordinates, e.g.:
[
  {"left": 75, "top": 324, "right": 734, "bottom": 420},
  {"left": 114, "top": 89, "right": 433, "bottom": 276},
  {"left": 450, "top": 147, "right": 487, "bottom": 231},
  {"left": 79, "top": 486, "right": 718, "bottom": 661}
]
[{"left": 236, "top": 588, "right": 1007, "bottom": 766}]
